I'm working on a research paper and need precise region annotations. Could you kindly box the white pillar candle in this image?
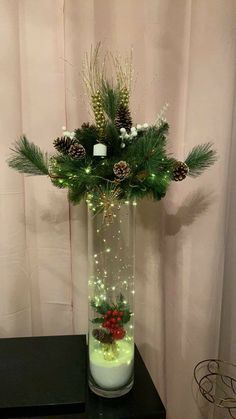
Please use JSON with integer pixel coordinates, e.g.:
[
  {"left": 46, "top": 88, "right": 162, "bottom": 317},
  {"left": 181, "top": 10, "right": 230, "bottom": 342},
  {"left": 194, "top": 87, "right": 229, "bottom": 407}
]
[{"left": 93, "top": 143, "right": 107, "bottom": 157}]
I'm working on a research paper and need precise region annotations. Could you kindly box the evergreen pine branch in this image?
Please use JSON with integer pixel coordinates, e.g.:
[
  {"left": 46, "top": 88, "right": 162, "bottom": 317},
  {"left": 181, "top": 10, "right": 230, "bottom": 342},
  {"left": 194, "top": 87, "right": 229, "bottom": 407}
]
[
  {"left": 185, "top": 143, "right": 217, "bottom": 177},
  {"left": 105, "top": 122, "right": 122, "bottom": 156},
  {"left": 100, "top": 81, "right": 121, "bottom": 122},
  {"left": 68, "top": 186, "right": 87, "bottom": 205},
  {"left": 125, "top": 124, "right": 169, "bottom": 174},
  {"left": 52, "top": 154, "right": 93, "bottom": 175},
  {"left": 144, "top": 171, "right": 172, "bottom": 200},
  {"left": 8, "top": 136, "right": 49, "bottom": 176},
  {"left": 74, "top": 124, "right": 98, "bottom": 156}
]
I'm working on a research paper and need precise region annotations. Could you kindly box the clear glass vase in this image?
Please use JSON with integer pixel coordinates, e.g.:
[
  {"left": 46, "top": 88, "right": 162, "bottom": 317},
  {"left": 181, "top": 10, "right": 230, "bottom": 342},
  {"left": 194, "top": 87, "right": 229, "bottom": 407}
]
[{"left": 87, "top": 202, "right": 136, "bottom": 398}]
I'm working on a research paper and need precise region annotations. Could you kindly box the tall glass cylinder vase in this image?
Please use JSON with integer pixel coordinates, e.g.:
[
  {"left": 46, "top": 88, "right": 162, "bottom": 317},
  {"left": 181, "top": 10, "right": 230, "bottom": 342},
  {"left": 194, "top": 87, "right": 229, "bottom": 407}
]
[{"left": 88, "top": 202, "right": 136, "bottom": 398}]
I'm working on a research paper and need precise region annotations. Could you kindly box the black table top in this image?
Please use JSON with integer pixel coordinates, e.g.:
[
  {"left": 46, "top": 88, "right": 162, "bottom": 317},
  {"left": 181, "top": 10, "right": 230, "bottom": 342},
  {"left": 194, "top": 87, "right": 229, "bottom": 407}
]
[
  {"left": 0, "top": 335, "right": 86, "bottom": 418},
  {"left": 0, "top": 335, "right": 165, "bottom": 419}
]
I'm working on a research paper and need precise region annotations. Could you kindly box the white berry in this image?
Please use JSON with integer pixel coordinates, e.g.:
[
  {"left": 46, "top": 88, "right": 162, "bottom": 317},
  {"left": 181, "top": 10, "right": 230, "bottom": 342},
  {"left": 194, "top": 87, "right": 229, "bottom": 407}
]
[
  {"left": 131, "top": 127, "right": 136, "bottom": 133},
  {"left": 120, "top": 128, "right": 126, "bottom": 134},
  {"left": 63, "top": 130, "right": 71, "bottom": 137},
  {"left": 136, "top": 124, "right": 142, "bottom": 131},
  {"left": 143, "top": 123, "right": 149, "bottom": 129}
]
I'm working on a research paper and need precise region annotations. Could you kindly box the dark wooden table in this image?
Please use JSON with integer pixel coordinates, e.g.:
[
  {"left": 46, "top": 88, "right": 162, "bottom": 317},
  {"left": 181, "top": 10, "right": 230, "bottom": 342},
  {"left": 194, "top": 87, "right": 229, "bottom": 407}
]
[{"left": 0, "top": 335, "right": 165, "bottom": 419}]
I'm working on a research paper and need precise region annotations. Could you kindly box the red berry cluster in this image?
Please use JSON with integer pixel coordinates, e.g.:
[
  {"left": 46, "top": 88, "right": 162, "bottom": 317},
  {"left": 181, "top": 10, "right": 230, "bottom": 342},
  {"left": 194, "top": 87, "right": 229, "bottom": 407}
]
[{"left": 102, "top": 309, "right": 126, "bottom": 340}]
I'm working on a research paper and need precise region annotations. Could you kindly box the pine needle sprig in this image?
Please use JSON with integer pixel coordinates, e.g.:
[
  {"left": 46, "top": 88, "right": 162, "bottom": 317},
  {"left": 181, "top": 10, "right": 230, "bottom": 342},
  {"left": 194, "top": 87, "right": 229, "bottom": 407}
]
[
  {"left": 74, "top": 124, "right": 99, "bottom": 156},
  {"left": 8, "top": 136, "right": 49, "bottom": 176},
  {"left": 100, "top": 81, "right": 121, "bottom": 122},
  {"left": 125, "top": 123, "right": 169, "bottom": 174},
  {"left": 52, "top": 153, "right": 93, "bottom": 175},
  {"left": 105, "top": 122, "right": 122, "bottom": 155},
  {"left": 68, "top": 185, "right": 88, "bottom": 205},
  {"left": 185, "top": 143, "right": 217, "bottom": 177}
]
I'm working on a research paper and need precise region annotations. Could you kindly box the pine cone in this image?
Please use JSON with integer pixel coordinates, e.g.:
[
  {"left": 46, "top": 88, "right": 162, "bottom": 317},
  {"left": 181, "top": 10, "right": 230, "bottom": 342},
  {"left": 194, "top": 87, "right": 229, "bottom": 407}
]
[
  {"left": 68, "top": 143, "right": 86, "bottom": 159},
  {"left": 81, "top": 122, "right": 90, "bottom": 129},
  {"left": 53, "top": 136, "right": 74, "bottom": 154},
  {"left": 92, "top": 328, "right": 113, "bottom": 344},
  {"left": 173, "top": 161, "right": 189, "bottom": 181},
  {"left": 115, "top": 103, "right": 132, "bottom": 133},
  {"left": 113, "top": 161, "right": 131, "bottom": 180}
]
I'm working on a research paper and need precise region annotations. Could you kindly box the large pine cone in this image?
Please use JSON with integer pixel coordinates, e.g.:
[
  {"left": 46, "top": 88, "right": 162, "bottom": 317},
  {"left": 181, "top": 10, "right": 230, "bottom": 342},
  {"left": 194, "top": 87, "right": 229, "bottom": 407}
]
[
  {"left": 115, "top": 103, "right": 132, "bottom": 133},
  {"left": 53, "top": 136, "right": 74, "bottom": 154},
  {"left": 113, "top": 160, "right": 131, "bottom": 180},
  {"left": 173, "top": 161, "right": 189, "bottom": 181},
  {"left": 68, "top": 143, "right": 86, "bottom": 159}
]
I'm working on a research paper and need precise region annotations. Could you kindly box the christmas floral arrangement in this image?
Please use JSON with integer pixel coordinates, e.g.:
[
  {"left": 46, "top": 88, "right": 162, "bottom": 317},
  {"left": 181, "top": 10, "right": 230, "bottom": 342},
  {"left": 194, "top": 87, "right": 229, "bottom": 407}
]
[
  {"left": 91, "top": 294, "right": 131, "bottom": 360},
  {"left": 7, "top": 46, "right": 217, "bottom": 396},
  {"left": 8, "top": 46, "right": 217, "bottom": 217}
]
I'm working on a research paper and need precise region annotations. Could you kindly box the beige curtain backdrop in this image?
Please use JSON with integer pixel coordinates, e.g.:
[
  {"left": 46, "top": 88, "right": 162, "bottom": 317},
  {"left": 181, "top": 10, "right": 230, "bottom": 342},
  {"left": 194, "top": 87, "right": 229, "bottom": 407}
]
[{"left": 1, "top": 0, "right": 236, "bottom": 418}]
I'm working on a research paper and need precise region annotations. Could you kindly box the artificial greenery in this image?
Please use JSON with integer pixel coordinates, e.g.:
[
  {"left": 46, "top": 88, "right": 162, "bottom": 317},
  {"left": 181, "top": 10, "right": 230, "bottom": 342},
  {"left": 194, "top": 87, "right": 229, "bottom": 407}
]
[
  {"left": 8, "top": 135, "right": 49, "bottom": 176},
  {"left": 185, "top": 142, "right": 217, "bottom": 177},
  {"left": 7, "top": 47, "right": 217, "bottom": 212},
  {"left": 91, "top": 294, "right": 131, "bottom": 326}
]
